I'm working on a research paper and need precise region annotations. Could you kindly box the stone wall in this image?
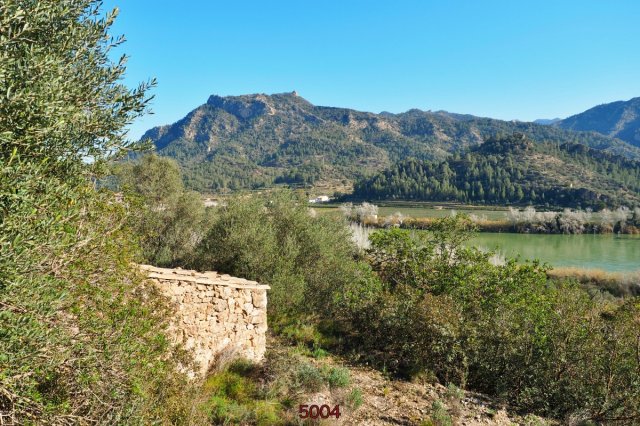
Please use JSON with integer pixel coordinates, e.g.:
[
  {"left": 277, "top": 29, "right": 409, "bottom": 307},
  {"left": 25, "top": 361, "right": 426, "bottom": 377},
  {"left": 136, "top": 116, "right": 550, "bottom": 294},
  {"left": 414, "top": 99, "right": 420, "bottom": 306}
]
[{"left": 141, "top": 265, "right": 270, "bottom": 376}]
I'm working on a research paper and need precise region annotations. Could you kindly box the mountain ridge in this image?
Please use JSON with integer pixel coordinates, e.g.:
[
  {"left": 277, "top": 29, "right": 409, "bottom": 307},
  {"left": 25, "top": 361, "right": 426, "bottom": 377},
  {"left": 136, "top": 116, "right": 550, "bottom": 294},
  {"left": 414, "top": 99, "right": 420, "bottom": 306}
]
[
  {"left": 140, "top": 92, "right": 640, "bottom": 192},
  {"left": 555, "top": 97, "right": 640, "bottom": 147}
]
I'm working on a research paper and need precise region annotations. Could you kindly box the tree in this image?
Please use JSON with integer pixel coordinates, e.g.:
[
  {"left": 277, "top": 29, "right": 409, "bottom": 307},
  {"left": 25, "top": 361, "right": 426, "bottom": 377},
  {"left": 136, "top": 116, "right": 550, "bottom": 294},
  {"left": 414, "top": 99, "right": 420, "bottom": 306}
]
[
  {"left": 0, "top": 1, "right": 154, "bottom": 176},
  {"left": 0, "top": 2, "right": 195, "bottom": 424},
  {"left": 114, "top": 154, "right": 211, "bottom": 266},
  {"left": 190, "top": 190, "right": 362, "bottom": 317}
]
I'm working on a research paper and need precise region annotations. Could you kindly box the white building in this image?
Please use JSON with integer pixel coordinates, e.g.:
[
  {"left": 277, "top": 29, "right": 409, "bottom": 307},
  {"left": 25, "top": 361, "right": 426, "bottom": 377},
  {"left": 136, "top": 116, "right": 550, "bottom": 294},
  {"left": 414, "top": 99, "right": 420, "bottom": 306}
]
[{"left": 309, "top": 195, "right": 330, "bottom": 204}]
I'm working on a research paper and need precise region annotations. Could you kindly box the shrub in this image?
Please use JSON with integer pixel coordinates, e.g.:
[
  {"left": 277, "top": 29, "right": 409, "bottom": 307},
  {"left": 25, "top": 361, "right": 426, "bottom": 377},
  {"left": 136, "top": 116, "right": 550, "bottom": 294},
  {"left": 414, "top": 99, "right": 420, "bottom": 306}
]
[
  {"left": 190, "top": 190, "right": 364, "bottom": 317},
  {"left": 346, "top": 388, "right": 364, "bottom": 409},
  {"left": 341, "top": 215, "right": 640, "bottom": 422},
  {"left": 295, "top": 363, "right": 326, "bottom": 392},
  {"left": 429, "top": 400, "right": 453, "bottom": 426},
  {"left": 323, "top": 366, "right": 350, "bottom": 388},
  {"left": 113, "top": 154, "right": 212, "bottom": 266},
  {"left": 445, "top": 383, "right": 464, "bottom": 401}
]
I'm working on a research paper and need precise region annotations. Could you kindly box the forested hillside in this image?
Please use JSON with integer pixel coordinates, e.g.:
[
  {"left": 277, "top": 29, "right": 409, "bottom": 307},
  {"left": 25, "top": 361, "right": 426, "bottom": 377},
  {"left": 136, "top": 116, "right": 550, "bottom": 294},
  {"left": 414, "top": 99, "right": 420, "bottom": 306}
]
[
  {"left": 351, "top": 134, "right": 640, "bottom": 208},
  {"left": 555, "top": 97, "right": 640, "bottom": 147},
  {"left": 140, "top": 92, "right": 640, "bottom": 192}
]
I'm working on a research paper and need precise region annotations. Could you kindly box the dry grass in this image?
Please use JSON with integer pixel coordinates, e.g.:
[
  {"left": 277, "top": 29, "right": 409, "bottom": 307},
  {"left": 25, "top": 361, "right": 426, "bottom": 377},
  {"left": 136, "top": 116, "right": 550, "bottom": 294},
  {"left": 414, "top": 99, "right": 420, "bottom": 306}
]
[{"left": 548, "top": 267, "right": 640, "bottom": 297}]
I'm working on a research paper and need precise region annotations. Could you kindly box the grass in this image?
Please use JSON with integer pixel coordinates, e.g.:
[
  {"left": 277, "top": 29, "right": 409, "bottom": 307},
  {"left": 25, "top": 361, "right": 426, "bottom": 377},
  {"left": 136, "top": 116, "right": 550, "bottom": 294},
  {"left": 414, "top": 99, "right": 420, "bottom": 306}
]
[
  {"left": 197, "top": 337, "right": 361, "bottom": 424},
  {"left": 346, "top": 388, "right": 364, "bottom": 409},
  {"left": 200, "top": 359, "right": 282, "bottom": 425},
  {"left": 548, "top": 267, "right": 640, "bottom": 297}
]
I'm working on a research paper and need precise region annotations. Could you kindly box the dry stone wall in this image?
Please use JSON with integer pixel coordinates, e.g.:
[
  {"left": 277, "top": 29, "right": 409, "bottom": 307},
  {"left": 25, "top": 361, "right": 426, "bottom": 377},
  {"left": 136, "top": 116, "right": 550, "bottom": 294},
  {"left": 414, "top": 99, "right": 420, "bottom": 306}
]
[{"left": 141, "top": 265, "right": 270, "bottom": 376}]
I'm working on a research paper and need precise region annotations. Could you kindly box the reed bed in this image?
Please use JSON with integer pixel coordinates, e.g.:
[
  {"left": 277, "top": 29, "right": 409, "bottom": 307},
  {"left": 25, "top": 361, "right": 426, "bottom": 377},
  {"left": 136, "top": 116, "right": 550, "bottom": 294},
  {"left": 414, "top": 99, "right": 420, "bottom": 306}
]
[{"left": 548, "top": 267, "right": 640, "bottom": 297}]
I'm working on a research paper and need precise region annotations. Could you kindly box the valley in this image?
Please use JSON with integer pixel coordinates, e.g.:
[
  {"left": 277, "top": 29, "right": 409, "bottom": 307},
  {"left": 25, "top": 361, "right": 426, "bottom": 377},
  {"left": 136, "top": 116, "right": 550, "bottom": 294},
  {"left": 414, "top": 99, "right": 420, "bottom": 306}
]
[{"left": 5, "top": 2, "right": 640, "bottom": 424}]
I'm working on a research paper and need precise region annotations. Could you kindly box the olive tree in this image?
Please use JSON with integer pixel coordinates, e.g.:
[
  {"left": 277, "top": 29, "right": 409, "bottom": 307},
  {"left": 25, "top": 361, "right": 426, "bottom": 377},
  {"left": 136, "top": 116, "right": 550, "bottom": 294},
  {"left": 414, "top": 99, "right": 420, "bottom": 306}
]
[
  {"left": 114, "top": 154, "right": 211, "bottom": 266},
  {"left": 0, "top": 2, "right": 197, "bottom": 424}
]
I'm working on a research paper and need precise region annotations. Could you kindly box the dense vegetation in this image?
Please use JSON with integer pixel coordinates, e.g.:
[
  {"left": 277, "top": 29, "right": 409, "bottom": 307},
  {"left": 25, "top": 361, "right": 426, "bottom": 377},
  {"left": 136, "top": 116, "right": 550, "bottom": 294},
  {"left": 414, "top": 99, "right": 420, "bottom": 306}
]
[
  {"left": 0, "top": 2, "right": 196, "bottom": 424},
  {"left": 351, "top": 134, "right": 640, "bottom": 208},
  {"left": 344, "top": 222, "right": 640, "bottom": 422},
  {"left": 113, "top": 154, "right": 212, "bottom": 266},
  {"left": 188, "top": 191, "right": 362, "bottom": 316},
  {"left": 139, "top": 93, "right": 640, "bottom": 192},
  {"left": 5, "top": 2, "right": 640, "bottom": 424},
  {"left": 113, "top": 152, "right": 640, "bottom": 423}
]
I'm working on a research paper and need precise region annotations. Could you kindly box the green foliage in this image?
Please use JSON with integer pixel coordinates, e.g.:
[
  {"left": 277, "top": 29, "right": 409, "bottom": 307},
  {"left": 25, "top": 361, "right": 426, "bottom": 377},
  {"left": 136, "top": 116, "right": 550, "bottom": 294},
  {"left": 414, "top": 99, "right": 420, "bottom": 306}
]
[
  {"left": 116, "top": 153, "right": 184, "bottom": 205},
  {"left": 0, "top": 1, "right": 154, "bottom": 177},
  {"left": 445, "top": 383, "right": 464, "bottom": 401},
  {"left": 323, "top": 366, "right": 351, "bottom": 389},
  {"left": 294, "top": 364, "right": 326, "bottom": 392},
  {"left": 0, "top": 1, "right": 194, "bottom": 424},
  {"left": 339, "top": 215, "right": 640, "bottom": 422},
  {"left": 311, "top": 347, "right": 329, "bottom": 359},
  {"left": 352, "top": 134, "right": 640, "bottom": 208},
  {"left": 198, "top": 348, "right": 356, "bottom": 425},
  {"left": 346, "top": 388, "right": 364, "bottom": 409},
  {"left": 428, "top": 400, "right": 453, "bottom": 426},
  {"left": 273, "top": 318, "right": 325, "bottom": 347},
  {"left": 200, "top": 359, "right": 282, "bottom": 425},
  {"left": 190, "top": 190, "right": 362, "bottom": 316},
  {"left": 113, "top": 154, "right": 212, "bottom": 266}
]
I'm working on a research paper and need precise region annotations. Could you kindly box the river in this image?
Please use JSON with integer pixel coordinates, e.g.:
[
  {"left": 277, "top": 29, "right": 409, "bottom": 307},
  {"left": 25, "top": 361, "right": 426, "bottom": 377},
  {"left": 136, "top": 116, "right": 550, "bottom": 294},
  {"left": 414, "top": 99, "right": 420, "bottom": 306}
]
[{"left": 470, "top": 232, "right": 640, "bottom": 272}]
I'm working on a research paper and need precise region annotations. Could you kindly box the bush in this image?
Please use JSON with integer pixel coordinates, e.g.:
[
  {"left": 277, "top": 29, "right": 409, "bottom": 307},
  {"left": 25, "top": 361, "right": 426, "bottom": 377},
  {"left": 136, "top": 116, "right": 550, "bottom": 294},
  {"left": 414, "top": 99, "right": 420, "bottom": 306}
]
[
  {"left": 295, "top": 363, "right": 326, "bottom": 392},
  {"left": 346, "top": 388, "right": 364, "bottom": 409},
  {"left": 428, "top": 400, "right": 453, "bottom": 426},
  {"left": 190, "top": 190, "right": 363, "bottom": 317},
  {"left": 113, "top": 154, "right": 212, "bottom": 266},
  {"left": 341, "top": 215, "right": 640, "bottom": 422},
  {"left": 323, "top": 366, "right": 350, "bottom": 388}
]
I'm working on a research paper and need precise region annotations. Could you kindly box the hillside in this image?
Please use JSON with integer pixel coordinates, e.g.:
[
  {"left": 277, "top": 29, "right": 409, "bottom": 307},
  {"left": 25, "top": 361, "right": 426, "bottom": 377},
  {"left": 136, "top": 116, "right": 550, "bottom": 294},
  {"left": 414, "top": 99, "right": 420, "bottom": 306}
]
[
  {"left": 351, "top": 134, "right": 640, "bottom": 208},
  {"left": 555, "top": 97, "right": 640, "bottom": 147},
  {"left": 140, "top": 92, "right": 640, "bottom": 192}
]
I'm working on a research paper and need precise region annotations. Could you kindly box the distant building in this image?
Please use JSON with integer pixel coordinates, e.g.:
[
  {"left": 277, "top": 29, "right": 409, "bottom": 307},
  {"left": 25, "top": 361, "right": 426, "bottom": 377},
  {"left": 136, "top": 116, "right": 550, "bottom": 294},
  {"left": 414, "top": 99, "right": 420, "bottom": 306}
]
[{"left": 309, "top": 195, "right": 330, "bottom": 204}]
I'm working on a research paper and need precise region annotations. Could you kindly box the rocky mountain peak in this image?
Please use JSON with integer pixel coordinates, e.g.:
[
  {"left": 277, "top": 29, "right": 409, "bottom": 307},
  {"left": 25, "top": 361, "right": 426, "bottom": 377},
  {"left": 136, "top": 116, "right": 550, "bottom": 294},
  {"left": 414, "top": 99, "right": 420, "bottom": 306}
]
[{"left": 206, "top": 94, "right": 274, "bottom": 119}]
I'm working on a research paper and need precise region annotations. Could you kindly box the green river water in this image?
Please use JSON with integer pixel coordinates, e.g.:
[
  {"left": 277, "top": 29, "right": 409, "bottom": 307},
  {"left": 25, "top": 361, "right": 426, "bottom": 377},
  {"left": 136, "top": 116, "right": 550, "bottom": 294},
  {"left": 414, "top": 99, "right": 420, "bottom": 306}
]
[{"left": 470, "top": 233, "right": 640, "bottom": 272}]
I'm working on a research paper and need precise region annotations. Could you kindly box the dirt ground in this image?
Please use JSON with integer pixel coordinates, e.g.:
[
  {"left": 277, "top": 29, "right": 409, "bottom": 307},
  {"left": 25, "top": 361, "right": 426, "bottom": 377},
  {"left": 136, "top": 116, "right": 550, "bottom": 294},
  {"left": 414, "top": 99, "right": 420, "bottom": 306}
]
[{"left": 301, "top": 360, "right": 550, "bottom": 426}]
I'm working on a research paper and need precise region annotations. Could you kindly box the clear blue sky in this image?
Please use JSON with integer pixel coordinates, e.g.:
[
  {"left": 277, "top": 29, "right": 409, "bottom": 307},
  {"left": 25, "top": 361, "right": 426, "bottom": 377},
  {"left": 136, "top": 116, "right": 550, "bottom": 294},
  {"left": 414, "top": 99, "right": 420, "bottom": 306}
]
[{"left": 104, "top": 0, "right": 640, "bottom": 140}]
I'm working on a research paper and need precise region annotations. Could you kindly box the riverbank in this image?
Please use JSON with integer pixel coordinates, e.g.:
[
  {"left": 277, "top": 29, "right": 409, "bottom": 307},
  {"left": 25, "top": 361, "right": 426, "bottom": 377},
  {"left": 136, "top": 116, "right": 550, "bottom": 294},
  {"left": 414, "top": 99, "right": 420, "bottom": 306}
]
[
  {"left": 361, "top": 215, "right": 640, "bottom": 235},
  {"left": 548, "top": 267, "right": 640, "bottom": 298},
  {"left": 320, "top": 202, "right": 640, "bottom": 235}
]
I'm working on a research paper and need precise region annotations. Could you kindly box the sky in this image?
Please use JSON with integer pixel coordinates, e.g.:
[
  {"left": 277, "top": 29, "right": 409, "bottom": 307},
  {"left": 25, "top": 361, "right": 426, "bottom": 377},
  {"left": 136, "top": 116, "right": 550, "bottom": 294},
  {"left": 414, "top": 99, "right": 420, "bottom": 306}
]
[{"left": 103, "top": 0, "right": 640, "bottom": 140}]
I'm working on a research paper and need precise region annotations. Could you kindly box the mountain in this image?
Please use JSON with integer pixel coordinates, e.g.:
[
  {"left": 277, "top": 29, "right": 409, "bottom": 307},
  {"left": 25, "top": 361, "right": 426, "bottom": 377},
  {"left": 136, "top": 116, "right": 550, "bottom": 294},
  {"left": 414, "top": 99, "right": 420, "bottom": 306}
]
[
  {"left": 351, "top": 134, "right": 640, "bottom": 208},
  {"left": 555, "top": 97, "right": 640, "bottom": 147},
  {"left": 534, "top": 118, "right": 562, "bottom": 125},
  {"left": 140, "top": 92, "right": 640, "bottom": 192}
]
